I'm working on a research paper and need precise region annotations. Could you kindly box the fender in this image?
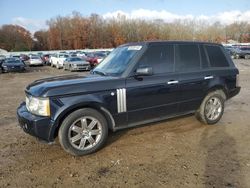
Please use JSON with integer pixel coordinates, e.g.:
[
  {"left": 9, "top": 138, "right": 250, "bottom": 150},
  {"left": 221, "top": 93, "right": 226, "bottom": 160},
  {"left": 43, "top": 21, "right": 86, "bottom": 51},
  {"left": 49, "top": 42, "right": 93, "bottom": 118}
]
[
  {"left": 48, "top": 93, "right": 116, "bottom": 140},
  {"left": 205, "top": 75, "right": 230, "bottom": 99}
]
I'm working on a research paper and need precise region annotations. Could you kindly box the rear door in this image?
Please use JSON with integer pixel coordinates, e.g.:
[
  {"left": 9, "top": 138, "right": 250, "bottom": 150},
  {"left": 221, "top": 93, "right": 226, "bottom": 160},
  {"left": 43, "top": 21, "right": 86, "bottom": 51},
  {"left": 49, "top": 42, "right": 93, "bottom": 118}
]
[
  {"left": 175, "top": 44, "right": 209, "bottom": 113},
  {"left": 125, "top": 44, "right": 180, "bottom": 124}
]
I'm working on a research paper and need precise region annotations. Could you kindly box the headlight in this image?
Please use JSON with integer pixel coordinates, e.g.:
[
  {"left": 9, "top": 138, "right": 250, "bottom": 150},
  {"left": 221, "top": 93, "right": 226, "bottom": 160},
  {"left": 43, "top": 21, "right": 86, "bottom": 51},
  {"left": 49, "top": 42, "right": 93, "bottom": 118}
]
[{"left": 26, "top": 96, "right": 50, "bottom": 116}]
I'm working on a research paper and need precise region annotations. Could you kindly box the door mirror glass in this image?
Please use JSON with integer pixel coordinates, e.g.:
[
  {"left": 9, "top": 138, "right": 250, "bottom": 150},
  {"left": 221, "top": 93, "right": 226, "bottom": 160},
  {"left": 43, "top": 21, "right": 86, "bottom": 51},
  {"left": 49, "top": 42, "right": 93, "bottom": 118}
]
[{"left": 135, "top": 67, "right": 153, "bottom": 76}]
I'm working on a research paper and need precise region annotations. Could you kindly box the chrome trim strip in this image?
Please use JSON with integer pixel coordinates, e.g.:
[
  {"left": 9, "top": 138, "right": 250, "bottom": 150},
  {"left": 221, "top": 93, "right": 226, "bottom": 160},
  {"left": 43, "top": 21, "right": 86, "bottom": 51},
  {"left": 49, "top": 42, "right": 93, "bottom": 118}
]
[
  {"left": 117, "top": 89, "right": 121, "bottom": 113},
  {"left": 123, "top": 89, "right": 127, "bottom": 112},
  {"left": 116, "top": 88, "right": 127, "bottom": 113}
]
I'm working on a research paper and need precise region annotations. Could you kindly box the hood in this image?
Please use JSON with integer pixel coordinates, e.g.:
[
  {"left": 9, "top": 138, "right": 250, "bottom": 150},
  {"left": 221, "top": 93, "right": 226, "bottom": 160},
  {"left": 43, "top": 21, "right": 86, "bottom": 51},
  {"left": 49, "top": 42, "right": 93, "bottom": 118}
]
[
  {"left": 26, "top": 74, "right": 123, "bottom": 97},
  {"left": 3, "top": 62, "right": 24, "bottom": 66}
]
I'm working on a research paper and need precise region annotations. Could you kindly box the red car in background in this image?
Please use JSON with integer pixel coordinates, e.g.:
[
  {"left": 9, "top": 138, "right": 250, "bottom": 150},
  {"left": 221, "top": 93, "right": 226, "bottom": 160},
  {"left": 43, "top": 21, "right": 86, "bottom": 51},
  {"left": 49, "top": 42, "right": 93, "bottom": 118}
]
[
  {"left": 41, "top": 54, "right": 51, "bottom": 65},
  {"left": 85, "top": 52, "right": 107, "bottom": 68}
]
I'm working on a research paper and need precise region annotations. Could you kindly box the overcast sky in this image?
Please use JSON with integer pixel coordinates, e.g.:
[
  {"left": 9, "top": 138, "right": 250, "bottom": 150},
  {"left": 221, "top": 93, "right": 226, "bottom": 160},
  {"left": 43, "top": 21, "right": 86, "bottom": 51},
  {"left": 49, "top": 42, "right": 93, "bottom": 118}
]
[{"left": 0, "top": 0, "right": 250, "bottom": 32}]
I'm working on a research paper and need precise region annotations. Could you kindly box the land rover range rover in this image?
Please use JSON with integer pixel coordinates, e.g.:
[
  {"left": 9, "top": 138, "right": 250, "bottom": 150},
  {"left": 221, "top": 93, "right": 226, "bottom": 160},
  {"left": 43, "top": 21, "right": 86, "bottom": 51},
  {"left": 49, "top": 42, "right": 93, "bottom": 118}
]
[{"left": 17, "top": 41, "right": 240, "bottom": 156}]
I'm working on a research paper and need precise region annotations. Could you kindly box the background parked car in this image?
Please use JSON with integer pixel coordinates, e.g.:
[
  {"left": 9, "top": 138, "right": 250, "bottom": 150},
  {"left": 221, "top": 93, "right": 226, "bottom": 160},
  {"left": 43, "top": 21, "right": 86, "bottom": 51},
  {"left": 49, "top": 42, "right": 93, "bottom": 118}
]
[
  {"left": 50, "top": 53, "right": 69, "bottom": 68},
  {"left": 86, "top": 52, "right": 107, "bottom": 68},
  {"left": 41, "top": 54, "right": 51, "bottom": 65},
  {"left": 240, "top": 47, "right": 250, "bottom": 59},
  {"left": 63, "top": 57, "right": 90, "bottom": 71},
  {"left": 0, "top": 55, "right": 6, "bottom": 60},
  {"left": 28, "top": 56, "right": 43, "bottom": 66},
  {"left": 20, "top": 54, "right": 30, "bottom": 63},
  {"left": 1, "top": 58, "right": 26, "bottom": 73},
  {"left": 0, "top": 58, "right": 5, "bottom": 73},
  {"left": 230, "top": 47, "right": 250, "bottom": 59}
]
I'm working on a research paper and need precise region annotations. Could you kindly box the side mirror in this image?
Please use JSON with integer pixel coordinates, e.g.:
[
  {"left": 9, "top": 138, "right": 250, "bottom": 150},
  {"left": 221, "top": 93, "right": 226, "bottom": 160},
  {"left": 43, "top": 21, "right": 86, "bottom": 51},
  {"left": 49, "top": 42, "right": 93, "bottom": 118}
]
[{"left": 135, "top": 67, "right": 153, "bottom": 76}]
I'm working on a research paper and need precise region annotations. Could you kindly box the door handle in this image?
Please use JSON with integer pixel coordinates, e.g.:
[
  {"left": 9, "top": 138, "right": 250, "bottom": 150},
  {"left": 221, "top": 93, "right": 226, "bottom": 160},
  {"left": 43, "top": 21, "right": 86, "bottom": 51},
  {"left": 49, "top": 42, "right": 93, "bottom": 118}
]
[
  {"left": 167, "top": 80, "right": 179, "bottom": 85},
  {"left": 204, "top": 76, "right": 214, "bottom": 80}
]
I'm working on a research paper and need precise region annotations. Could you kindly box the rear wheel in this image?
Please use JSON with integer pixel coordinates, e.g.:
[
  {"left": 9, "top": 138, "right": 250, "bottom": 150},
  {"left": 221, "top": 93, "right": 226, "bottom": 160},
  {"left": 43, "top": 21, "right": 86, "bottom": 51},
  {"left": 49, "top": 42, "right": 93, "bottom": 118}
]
[
  {"left": 58, "top": 108, "right": 108, "bottom": 156},
  {"left": 56, "top": 62, "right": 60, "bottom": 69},
  {"left": 196, "top": 90, "right": 226, "bottom": 125},
  {"left": 245, "top": 54, "right": 250, "bottom": 59}
]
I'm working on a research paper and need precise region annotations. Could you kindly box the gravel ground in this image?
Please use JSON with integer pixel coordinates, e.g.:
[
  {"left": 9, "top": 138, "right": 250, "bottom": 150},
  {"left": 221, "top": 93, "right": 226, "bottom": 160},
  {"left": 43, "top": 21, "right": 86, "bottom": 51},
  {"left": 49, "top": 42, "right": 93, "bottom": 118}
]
[{"left": 0, "top": 60, "right": 250, "bottom": 188}]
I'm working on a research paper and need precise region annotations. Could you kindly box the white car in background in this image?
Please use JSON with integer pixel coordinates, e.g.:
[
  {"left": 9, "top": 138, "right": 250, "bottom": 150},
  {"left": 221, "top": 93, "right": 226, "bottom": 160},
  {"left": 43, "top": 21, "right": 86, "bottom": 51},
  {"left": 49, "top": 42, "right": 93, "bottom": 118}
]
[
  {"left": 50, "top": 53, "right": 69, "bottom": 69},
  {"left": 28, "top": 56, "right": 43, "bottom": 66}
]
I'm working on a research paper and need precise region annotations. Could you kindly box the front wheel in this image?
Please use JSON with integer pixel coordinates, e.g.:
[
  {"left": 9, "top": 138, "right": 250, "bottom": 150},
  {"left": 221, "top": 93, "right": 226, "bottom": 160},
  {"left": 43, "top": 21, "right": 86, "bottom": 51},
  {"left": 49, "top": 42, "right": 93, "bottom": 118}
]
[
  {"left": 56, "top": 62, "right": 60, "bottom": 69},
  {"left": 196, "top": 90, "right": 226, "bottom": 125},
  {"left": 58, "top": 108, "right": 108, "bottom": 156}
]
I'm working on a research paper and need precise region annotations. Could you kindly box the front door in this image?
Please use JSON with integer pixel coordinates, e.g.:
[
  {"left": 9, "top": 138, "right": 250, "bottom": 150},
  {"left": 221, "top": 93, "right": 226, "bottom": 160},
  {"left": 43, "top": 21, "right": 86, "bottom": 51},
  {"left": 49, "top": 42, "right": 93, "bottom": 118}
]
[
  {"left": 126, "top": 73, "right": 180, "bottom": 124},
  {"left": 125, "top": 43, "right": 180, "bottom": 125}
]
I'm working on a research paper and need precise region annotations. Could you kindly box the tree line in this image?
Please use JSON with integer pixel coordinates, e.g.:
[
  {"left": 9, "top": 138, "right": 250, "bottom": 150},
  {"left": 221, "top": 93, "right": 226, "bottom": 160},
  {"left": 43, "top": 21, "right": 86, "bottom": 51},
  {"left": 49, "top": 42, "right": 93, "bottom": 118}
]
[{"left": 0, "top": 12, "right": 250, "bottom": 52}]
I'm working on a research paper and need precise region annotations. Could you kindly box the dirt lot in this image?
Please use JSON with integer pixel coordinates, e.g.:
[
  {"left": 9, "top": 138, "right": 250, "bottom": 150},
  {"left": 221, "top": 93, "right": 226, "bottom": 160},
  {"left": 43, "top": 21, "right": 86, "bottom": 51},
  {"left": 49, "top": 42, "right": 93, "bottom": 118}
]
[{"left": 0, "top": 60, "right": 250, "bottom": 188}]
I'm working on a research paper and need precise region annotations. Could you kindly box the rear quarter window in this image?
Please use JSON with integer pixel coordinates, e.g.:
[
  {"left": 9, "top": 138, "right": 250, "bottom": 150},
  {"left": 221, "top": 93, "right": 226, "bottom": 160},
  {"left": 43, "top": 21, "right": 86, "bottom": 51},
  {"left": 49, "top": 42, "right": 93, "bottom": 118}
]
[{"left": 205, "top": 45, "right": 229, "bottom": 67}]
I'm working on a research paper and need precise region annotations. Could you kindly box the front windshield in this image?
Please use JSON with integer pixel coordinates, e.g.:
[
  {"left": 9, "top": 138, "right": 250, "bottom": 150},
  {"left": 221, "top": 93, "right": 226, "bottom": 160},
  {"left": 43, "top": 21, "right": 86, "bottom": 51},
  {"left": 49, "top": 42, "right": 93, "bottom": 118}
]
[
  {"left": 5, "top": 60, "right": 21, "bottom": 64},
  {"left": 93, "top": 45, "right": 143, "bottom": 76},
  {"left": 31, "top": 56, "right": 40, "bottom": 59},
  {"left": 71, "top": 57, "right": 82, "bottom": 61}
]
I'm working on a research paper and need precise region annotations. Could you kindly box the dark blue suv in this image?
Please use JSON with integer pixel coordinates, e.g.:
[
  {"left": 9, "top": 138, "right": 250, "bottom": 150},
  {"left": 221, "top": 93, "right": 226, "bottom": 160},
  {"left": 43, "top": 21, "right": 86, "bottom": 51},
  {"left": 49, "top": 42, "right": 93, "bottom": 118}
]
[{"left": 17, "top": 41, "right": 240, "bottom": 156}]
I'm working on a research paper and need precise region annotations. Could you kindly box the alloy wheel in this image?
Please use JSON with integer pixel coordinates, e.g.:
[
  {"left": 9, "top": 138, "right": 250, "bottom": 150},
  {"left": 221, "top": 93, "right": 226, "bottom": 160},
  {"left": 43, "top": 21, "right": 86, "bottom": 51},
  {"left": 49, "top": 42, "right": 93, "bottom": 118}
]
[{"left": 68, "top": 116, "right": 102, "bottom": 150}]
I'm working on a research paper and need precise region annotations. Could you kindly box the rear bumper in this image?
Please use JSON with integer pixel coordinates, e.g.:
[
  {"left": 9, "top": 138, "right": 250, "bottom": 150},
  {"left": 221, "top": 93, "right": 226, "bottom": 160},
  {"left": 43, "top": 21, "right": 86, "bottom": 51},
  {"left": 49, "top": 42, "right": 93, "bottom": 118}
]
[
  {"left": 30, "top": 62, "right": 43, "bottom": 65},
  {"left": 17, "top": 102, "right": 55, "bottom": 142},
  {"left": 228, "top": 87, "right": 241, "bottom": 99}
]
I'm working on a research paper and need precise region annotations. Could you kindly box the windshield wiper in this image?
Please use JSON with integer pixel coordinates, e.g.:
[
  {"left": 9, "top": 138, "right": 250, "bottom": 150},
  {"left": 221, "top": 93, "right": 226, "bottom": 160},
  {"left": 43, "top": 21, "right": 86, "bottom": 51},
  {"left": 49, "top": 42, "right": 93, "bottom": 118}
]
[{"left": 92, "top": 70, "right": 107, "bottom": 76}]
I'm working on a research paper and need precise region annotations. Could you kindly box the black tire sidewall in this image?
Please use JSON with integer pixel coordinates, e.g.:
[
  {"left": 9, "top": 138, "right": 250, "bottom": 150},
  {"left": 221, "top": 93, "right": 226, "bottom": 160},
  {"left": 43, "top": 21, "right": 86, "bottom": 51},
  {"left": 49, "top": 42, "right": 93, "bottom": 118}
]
[
  {"left": 203, "top": 94, "right": 225, "bottom": 125},
  {"left": 59, "top": 108, "right": 108, "bottom": 156}
]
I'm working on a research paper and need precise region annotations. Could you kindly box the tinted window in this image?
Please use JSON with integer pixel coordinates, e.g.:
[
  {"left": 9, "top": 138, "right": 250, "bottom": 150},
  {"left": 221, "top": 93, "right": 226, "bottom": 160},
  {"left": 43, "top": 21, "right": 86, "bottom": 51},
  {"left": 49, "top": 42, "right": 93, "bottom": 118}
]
[
  {"left": 139, "top": 44, "right": 174, "bottom": 74},
  {"left": 70, "top": 57, "right": 82, "bottom": 61},
  {"left": 31, "top": 56, "right": 40, "bottom": 59},
  {"left": 200, "top": 45, "right": 209, "bottom": 69},
  {"left": 205, "top": 45, "right": 229, "bottom": 67},
  {"left": 175, "top": 44, "right": 200, "bottom": 71}
]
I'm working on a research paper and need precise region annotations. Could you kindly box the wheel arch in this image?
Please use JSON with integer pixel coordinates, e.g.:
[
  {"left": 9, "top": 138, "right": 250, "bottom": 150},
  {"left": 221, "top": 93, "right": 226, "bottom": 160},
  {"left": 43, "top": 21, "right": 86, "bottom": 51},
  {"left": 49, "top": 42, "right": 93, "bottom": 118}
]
[
  {"left": 51, "top": 102, "right": 115, "bottom": 140},
  {"left": 205, "top": 85, "right": 228, "bottom": 100}
]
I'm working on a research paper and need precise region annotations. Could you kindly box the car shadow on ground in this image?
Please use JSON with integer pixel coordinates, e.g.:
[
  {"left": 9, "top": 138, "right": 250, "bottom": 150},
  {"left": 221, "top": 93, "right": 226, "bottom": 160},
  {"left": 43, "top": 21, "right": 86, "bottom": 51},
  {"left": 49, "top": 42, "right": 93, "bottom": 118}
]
[
  {"left": 200, "top": 126, "right": 245, "bottom": 188},
  {"left": 105, "top": 113, "right": 202, "bottom": 147}
]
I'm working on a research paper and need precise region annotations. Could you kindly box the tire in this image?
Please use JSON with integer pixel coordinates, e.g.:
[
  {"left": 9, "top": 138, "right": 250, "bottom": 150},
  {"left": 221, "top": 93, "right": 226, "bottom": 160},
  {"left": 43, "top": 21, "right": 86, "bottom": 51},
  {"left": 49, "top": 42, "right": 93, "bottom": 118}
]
[
  {"left": 56, "top": 62, "right": 60, "bottom": 69},
  {"left": 69, "top": 65, "right": 73, "bottom": 72},
  {"left": 196, "top": 90, "right": 226, "bottom": 125},
  {"left": 63, "top": 65, "right": 67, "bottom": 71},
  {"left": 58, "top": 108, "right": 108, "bottom": 156},
  {"left": 245, "top": 54, "right": 250, "bottom": 59}
]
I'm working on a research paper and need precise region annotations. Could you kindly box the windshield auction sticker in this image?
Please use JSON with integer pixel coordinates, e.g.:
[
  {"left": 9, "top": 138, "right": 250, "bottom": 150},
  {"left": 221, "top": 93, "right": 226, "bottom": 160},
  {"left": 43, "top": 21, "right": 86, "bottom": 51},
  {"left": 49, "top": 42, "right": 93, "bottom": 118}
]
[{"left": 127, "top": 46, "right": 142, "bottom": 51}]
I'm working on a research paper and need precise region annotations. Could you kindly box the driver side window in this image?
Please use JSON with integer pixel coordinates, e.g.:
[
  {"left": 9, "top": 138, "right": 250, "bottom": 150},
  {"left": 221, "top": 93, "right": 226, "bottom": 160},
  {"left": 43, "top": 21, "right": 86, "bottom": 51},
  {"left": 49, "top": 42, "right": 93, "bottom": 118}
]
[{"left": 138, "top": 44, "right": 174, "bottom": 74}]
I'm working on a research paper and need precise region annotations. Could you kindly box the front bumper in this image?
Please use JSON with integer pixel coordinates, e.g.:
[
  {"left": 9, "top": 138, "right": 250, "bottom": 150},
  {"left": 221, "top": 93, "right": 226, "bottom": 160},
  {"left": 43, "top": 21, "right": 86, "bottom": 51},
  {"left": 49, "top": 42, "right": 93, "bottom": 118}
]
[
  {"left": 71, "top": 65, "right": 90, "bottom": 71},
  {"left": 3, "top": 66, "right": 25, "bottom": 72},
  {"left": 17, "top": 102, "right": 55, "bottom": 142}
]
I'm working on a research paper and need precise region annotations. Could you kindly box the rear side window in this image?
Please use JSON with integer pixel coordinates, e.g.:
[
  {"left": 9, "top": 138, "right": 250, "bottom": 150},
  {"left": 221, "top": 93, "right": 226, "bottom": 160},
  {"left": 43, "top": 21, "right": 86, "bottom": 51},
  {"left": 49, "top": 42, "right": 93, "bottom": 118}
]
[
  {"left": 205, "top": 45, "right": 229, "bottom": 67},
  {"left": 139, "top": 44, "right": 174, "bottom": 73},
  {"left": 175, "top": 44, "right": 200, "bottom": 71},
  {"left": 200, "top": 45, "right": 209, "bottom": 69}
]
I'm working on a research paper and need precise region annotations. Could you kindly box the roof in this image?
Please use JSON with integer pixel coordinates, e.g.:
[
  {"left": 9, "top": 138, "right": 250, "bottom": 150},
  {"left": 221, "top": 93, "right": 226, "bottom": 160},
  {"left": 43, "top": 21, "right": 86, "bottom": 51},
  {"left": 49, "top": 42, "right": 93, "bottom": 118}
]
[{"left": 121, "top": 40, "right": 221, "bottom": 47}]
